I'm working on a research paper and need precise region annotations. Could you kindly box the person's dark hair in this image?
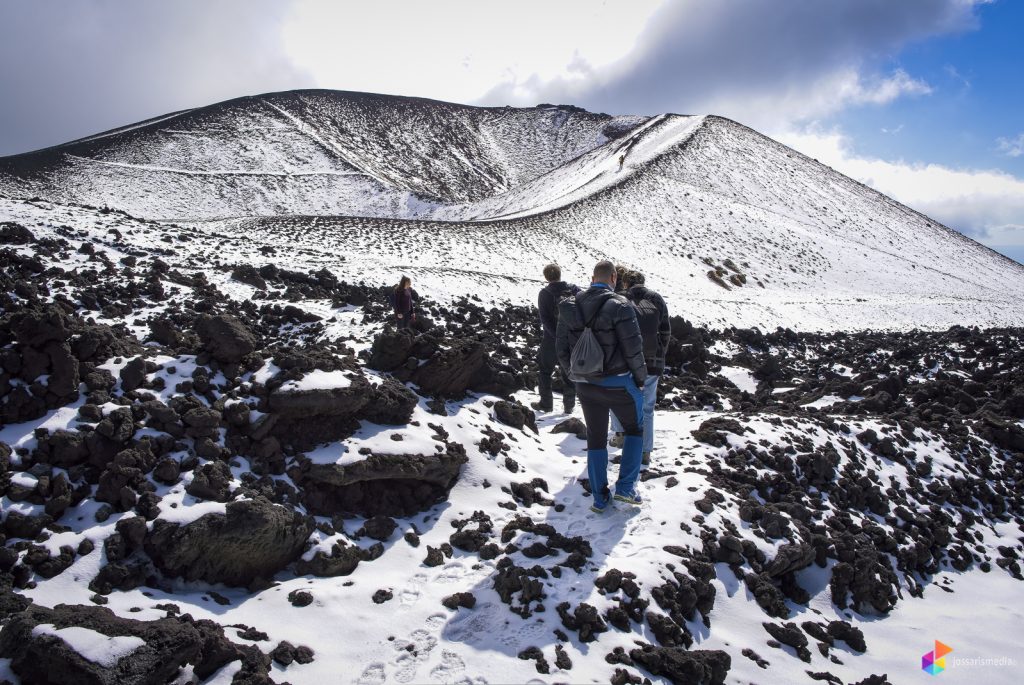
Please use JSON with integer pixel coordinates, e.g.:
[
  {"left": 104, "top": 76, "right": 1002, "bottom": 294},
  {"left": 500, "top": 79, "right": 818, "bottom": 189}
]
[
  {"left": 395, "top": 275, "right": 411, "bottom": 292},
  {"left": 593, "top": 260, "right": 616, "bottom": 283},
  {"left": 623, "top": 270, "right": 645, "bottom": 287},
  {"left": 543, "top": 264, "right": 562, "bottom": 282}
]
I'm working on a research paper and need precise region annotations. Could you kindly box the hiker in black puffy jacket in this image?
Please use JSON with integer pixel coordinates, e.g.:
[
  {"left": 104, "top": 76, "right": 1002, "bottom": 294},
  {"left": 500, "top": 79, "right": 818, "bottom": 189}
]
[
  {"left": 533, "top": 264, "right": 580, "bottom": 413},
  {"left": 608, "top": 270, "right": 671, "bottom": 465},
  {"left": 556, "top": 260, "right": 647, "bottom": 511}
]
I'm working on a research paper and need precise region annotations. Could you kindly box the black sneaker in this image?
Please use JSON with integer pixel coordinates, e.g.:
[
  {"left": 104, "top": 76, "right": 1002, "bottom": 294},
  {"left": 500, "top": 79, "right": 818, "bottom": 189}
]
[{"left": 531, "top": 401, "right": 552, "bottom": 412}]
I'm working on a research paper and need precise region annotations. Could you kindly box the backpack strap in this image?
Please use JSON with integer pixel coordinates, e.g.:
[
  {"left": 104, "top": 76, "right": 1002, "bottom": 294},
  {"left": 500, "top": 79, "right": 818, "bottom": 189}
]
[
  {"left": 580, "top": 291, "right": 614, "bottom": 329},
  {"left": 577, "top": 290, "right": 606, "bottom": 329}
]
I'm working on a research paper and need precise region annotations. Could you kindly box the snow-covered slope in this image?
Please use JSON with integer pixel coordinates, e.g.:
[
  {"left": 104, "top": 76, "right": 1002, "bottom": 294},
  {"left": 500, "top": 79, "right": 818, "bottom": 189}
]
[
  {"left": 2, "top": 89, "right": 1023, "bottom": 332},
  {"left": 1, "top": 205, "right": 1022, "bottom": 685},
  {"left": 0, "top": 90, "right": 645, "bottom": 220}
]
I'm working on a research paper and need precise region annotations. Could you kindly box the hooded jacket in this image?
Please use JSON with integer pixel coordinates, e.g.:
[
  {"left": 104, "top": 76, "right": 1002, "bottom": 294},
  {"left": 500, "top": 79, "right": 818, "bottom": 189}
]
[
  {"left": 555, "top": 284, "right": 647, "bottom": 385},
  {"left": 624, "top": 285, "right": 671, "bottom": 375},
  {"left": 538, "top": 280, "right": 580, "bottom": 339}
]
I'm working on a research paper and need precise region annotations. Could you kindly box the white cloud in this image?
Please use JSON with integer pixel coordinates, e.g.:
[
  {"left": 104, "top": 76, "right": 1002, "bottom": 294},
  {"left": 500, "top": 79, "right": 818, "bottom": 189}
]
[
  {"left": 843, "top": 69, "right": 932, "bottom": 105},
  {"left": 777, "top": 127, "right": 1024, "bottom": 246},
  {"left": 682, "top": 68, "right": 934, "bottom": 132},
  {"left": 281, "top": 0, "right": 664, "bottom": 106},
  {"left": 996, "top": 133, "right": 1024, "bottom": 158}
]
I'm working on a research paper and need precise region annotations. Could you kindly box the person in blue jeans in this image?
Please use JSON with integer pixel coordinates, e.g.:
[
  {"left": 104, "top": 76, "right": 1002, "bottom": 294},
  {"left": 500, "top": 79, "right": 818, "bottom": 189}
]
[
  {"left": 556, "top": 260, "right": 648, "bottom": 512},
  {"left": 609, "top": 270, "right": 671, "bottom": 465}
]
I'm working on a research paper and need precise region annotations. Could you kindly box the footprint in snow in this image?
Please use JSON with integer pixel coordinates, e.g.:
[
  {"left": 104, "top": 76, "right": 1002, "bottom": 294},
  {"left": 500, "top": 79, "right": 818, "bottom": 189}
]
[
  {"left": 429, "top": 650, "right": 466, "bottom": 683},
  {"left": 443, "top": 602, "right": 504, "bottom": 643},
  {"left": 436, "top": 562, "right": 470, "bottom": 583},
  {"left": 391, "top": 629, "right": 438, "bottom": 683},
  {"left": 424, "top": 612, "right": 448, "bottom": 631},
  {"left": 356, "top": 662, "right": 386, "bottom": 685},
  {"left": 627, "top": 514, "right": 653, "bottom": 536},
  {"left": 400, "top": 587, "right": 422, "bottom": 606},
  {"left": 400, "top": 573, "right": 427, "bottom": 606}
]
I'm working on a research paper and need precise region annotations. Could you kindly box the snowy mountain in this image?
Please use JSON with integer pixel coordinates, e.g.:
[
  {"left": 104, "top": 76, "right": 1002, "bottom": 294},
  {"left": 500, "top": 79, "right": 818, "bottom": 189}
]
[
  {"left": 2, "top": 89, "right": 1023, "bottom": 330},
  {"left": 1, "top": 91, "right": 1023, "bottom": 685},
  {"left": 0, "top": 90, "right": 643, "bottom": 220}
]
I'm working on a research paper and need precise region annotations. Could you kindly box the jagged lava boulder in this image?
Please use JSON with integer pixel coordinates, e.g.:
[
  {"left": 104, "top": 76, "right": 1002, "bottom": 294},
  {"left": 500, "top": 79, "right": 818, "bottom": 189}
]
[
  {"left": 412, "top": 338, "right": 519, "bottom": 398},
  {"left": 267, "top": 372, "right": 371, "bottom": 449},
  {"left": 294, "top": 444, "right": 468, "bottom": 517},
  {"left": 194, "top": 314, "right": 257, "bottom": 364},
  {"left": 144, "top": 498, "right": 313, "bottom": 587},
  {"left": 0, "top": 603, "right": 207, "bottom": 685}
]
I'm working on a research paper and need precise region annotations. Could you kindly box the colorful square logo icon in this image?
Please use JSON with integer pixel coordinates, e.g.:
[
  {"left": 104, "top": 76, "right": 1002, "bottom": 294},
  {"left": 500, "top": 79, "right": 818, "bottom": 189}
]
[{"left": 922, "top": 640, "right": 953, "bottom": 675}]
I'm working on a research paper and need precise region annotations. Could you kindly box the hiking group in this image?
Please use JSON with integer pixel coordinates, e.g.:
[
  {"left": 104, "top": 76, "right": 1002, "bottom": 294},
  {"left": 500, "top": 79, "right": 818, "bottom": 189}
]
[
  {"left": 536, "top": 261, "right": 670, "bottom": 513},
  {"left": 388, "top": 262, "right": 669, "bottom": 512}
]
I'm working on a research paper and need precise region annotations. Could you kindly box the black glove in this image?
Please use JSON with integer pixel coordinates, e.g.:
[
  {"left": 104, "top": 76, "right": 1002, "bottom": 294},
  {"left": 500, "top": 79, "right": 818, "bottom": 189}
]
[{"left": 634, "top": 375, "right": 646, "bottom": 390}]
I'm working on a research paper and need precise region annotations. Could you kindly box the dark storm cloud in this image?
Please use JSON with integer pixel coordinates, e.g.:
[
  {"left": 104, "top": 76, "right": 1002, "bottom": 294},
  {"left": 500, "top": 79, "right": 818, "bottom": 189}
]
[
  {"left": 0, "top": 0, "right": 314, "bottom": 156},
  {"left": 480, "top": 0, "right": 982, "bottom": 121}
]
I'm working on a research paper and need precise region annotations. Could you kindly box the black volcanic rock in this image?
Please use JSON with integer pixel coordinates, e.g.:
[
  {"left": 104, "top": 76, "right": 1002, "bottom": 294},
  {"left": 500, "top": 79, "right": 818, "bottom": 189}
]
[
  {"left": 362, "top": 377, "right": 418, "bottom": 425},
  {"left": 412, "top": 338, "right": 518, "bottom": 398},
  {"left": 194, "top": 314, "right": 257, "bottom": 363},
  {"left": 360, "top": 515, "right": 398, "bottom": 541},
  {"left": 267, "top": 372, "right": 371, "bottom": 449},
  {"left": 295, "top": 542, "right": 383, "bottom": 577},
  {"left": 9, "top": 305, "right": 74, "bottom": 347},
  {"left": 185, "top": 461, "right": 233, "bottom": 502},
  {"left": 692, "top": 417, "right": 747, "bottom": 447},
  {"left": 144, "top": 498, "right": 313, "bottom": 586},
  {"left": 295, "top": 444, "right": 467, "bottom": 517},
  {"left": 367, "top": 328, "right": 416, "bottom": 372},
  {"left": 442, "top": 592, "right": 477, "bottom": 610},
  {"left": 629, "top": 644, "right": 731, "bottom": 685},
  {"left": 765, "top": 543, "right": 815, "bottom": 578},
  {"left": 0, "top": 222, "right": 34, "bottom": 244},
  {"left": 827, "top": 620, "right": 867, "bottom": 653},
  {"left": 551, "top": 417, "right": 587, "bottom": 440},
  {"left": 556, "top": 602, "right": 607, "bottom": 643},
  {"left": 0, "top": 604, "right": 204, "bottom": 684},
  {"left": 231, "top": 264, "right": 268, "bottom": 290},
  {"left": 494, "top": 400, "right": 537, "bottom": 433}
]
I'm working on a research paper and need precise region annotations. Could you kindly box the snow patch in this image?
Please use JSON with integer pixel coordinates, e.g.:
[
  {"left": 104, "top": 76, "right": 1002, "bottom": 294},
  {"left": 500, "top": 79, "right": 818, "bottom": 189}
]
[{"left": 30, "top": 624, "right": 145, "bottom": 668}]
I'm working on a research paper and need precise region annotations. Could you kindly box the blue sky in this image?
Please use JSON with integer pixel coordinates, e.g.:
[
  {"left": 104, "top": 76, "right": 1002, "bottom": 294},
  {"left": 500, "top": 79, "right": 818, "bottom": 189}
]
[
  {"left": 0, "top": 0, "right": 1021, "bottom": 261},
  {"left": 834, "top": 0, "right": 1023, "bottom": 177}
]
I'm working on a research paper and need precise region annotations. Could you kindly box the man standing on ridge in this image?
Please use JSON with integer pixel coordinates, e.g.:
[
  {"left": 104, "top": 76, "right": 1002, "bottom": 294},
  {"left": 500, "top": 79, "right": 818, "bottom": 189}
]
[
  {"left": 608, "top": 270, "right": 671, "bottom": 465},
  {"left": 533, "top": 264, "right": 579, "bottom": 414},
  {"left": 556, "top": 260, "right": 647, "bottom": 511}
]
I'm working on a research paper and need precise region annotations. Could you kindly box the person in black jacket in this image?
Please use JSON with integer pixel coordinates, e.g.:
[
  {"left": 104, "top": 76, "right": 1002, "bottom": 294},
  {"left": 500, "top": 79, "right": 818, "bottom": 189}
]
[
  {"left": 556, "top": 260, "right": 647, "bottom": 511},
  {"left": 533, "top": 264, "right": 580, "bottom": 413},
  {"left": 608, "top": 271, "right": 671, "bottom": 465}
]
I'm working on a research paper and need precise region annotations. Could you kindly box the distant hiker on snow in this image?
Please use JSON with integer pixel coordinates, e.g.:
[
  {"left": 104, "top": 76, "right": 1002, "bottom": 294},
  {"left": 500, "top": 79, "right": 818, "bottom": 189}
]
[
  {"left": 533, "top": 264, "right": 579, "bottom": 414},
  {"left": 556, "top": 260, "right": 647, "bottom": 512},
  {"left": 617, "top": 153, "right": 625, "bottom": 171},
  {"left": 607, "top": 270, "right": 671, "bottom": 465},
  {"left": 390, "top": 275, "right": 419, "bottom": 329}
]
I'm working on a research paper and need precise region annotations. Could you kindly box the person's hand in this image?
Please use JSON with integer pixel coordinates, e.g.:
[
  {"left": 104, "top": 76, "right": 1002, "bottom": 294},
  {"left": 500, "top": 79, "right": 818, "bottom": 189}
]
[{"left": 634, "top": 376, "right": 645, "bottom": 390}]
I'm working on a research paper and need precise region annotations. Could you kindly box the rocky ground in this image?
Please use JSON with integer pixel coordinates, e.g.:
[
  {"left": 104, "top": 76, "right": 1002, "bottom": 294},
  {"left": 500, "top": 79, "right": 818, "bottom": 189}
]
[{"left": 0, "top": 213, "right": 1022, "bottom": 684}]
